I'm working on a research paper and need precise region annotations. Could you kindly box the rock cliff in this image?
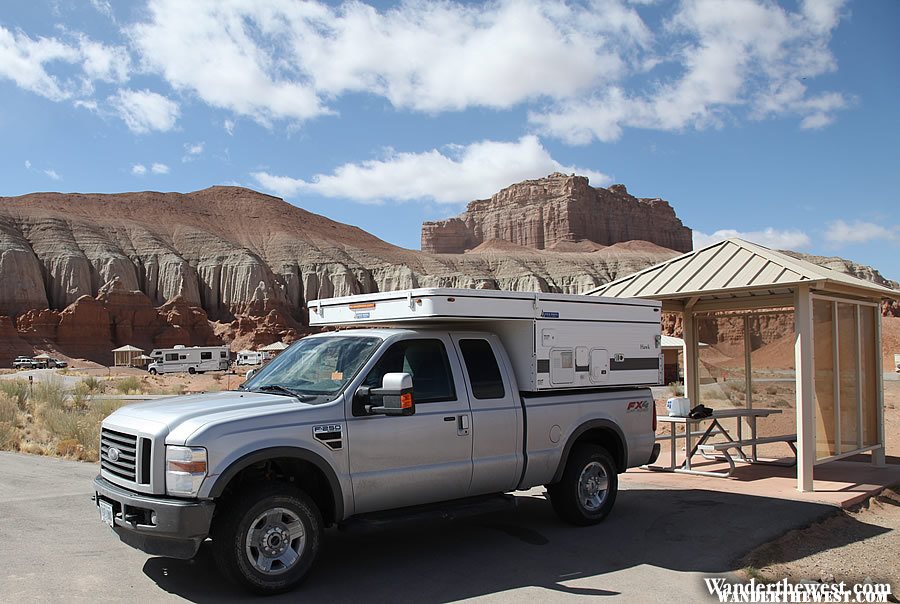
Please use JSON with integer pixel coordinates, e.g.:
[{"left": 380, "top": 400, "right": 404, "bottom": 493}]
[
  {"left": 0, "top": 185, "right": 681, "bottom": 322},
  {"left": 421, "top": 173, "right": 693, "bottom": 254}
]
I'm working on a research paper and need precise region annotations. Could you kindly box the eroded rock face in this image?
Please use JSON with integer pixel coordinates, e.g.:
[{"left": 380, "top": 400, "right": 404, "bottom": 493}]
[
  {"left": 0, "top": 185, "right": 681, "bottom": 326},
  {"left": 421, "top": 173, "right": 693, "bottom": 254}
]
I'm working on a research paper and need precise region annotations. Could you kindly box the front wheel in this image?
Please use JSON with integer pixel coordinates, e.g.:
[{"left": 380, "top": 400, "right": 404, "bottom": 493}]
[
  {"left": 213, "top": 483, "right": 323, "bottom": 595},
  {"left": 547, "top": 445, "right": 618, "bottom": 525},
  {"left": 148, "top": 368, "right": 157, "bottom": 375}
]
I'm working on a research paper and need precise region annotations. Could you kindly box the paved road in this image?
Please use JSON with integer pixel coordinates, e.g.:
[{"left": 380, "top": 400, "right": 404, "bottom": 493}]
[{"left": 0, "top": 452, "right": 843, "bottom": 603}]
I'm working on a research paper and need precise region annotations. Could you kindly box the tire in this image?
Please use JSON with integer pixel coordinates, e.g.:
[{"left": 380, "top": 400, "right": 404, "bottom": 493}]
[
  {"left": 212, "top": 483, "right": 323, "bottom": 595},
  {"left": 149, "top": 368, "right": 157, "bottom": 375},
  {"left": 188, "top": 367, "right": 196, "bottom": 375},
  {"left": 547, "top": 445, "right": 618, "bottom": 526}
]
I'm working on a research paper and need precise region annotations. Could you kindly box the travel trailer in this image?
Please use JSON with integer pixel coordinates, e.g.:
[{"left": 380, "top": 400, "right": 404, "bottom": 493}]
[
  {"left": 147, "top": 345, "right": 231, "bottom": 374},
  {"left": 235, "top": 350, "right": 270, "bottom": 366}
]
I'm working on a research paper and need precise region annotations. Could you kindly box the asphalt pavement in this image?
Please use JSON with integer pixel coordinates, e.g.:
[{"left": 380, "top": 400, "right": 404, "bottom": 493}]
[{"left": 0, "top": 451, "right": 844, "bottom": 603}]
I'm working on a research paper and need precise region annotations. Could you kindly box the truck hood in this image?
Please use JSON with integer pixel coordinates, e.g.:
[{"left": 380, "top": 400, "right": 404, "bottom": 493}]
[{"left": 109, "top": 390, "right": 319, "bottom": 434}]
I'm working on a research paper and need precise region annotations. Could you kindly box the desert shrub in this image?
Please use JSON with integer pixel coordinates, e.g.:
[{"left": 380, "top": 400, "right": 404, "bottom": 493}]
[
  {"left": 31, "top": 377, "right": 67, "bottom": 410},
  {"left": 765, "top": 385, "right": 778, "bottom": 396},
  {"left": 71, "top": 381, "right": 92, "bottom": 409},
  {"left": 0, "top": 379, "right": 29, "bottom": 408},
  {"left": 667, "top": 382, "right": 684, "bottom": 397},
  {"left": 0, "top": 395, "right": 17, "bottom": 424},
  {"left": 93, "top": 397, "right": 127, "bottom": 418},
  {"left": 702, "top": 388, "right": 728, "bottom": 401},
  {"left": 56, "top": 438, "right": 81, "bottom": 457},
  {"left": 74, "top": 413, "right": 103, "bottom": 459},
  {"left": 41, "top": 407, "right": 79, "bottom": 440},
  {"left": 0, "top": 422, "right": 15, "bottom": 449},
  {"left": 81, "top": 376, "right": 106, "bottom": 394},
  {"left": 114, "top": 376, "right": 143, "bottom": 394}
]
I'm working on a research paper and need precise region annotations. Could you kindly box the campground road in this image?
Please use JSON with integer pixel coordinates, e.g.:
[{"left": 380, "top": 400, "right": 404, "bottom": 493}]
[{"left": 0, "top": 451, "right": 838, "bottom": 603}]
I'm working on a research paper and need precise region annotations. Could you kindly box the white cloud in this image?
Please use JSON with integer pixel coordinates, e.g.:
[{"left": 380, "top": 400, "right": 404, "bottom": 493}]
[
  {"left": 24, "top": 160, "right": 31, "bottom": 169},
  {"left": 182, "top": 141, "right": 204, "bottom": 162},
  {"left": 43, "top": 168, "right": 61, "bottom": 180},
  {"left": 151, "top": 162, "right": 169, "bottom": 174},
  {"left": 108, "top": 88, "right": 179, "bottom": 133},
  {"left": 825, "top": 220, "right": 896, "bottom": 244},
  {"left": 127, "top": 0, "right": 645, "bottom": 124},
  {"left": 131, "top": 163, "right": 147, "bottom": 175},
  {"left": 0, "top": 26, "right": 130, "bottom": 101},
  {"left": 693, "top": 228, "right": 811, "bottom": 251},
  {"left": 224, "top": 119, "right": 235, "bottom": 135},
  {"left": 90, "top": 0, "right": 114, "bottom": 19},
  {"left": 532, "top": 0, "right": 850, "bottom": 143},
  {"left": 251, "top": 135, "right": 609, "bottom": 204}
]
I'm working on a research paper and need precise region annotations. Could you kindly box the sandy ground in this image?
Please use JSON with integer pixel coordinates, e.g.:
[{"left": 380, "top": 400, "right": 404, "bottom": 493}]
[{"left": 739, "top": 488, "right": 900, "bottom": 594}]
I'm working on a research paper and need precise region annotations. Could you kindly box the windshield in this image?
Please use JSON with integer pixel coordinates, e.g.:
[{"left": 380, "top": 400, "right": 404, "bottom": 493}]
[{"left": 242, "top": 336, "right": 381, "bottom": 400}]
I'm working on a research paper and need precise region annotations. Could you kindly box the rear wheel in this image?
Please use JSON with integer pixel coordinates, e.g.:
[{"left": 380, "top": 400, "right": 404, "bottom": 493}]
[
  {"left": 547, "top": 445, "right": 618, "bottom": 525},
  {"left": 188, "top": 367, "right": 196, "bottom": 375},
  {"left": 213, "top": 483, "right": 322, "bottom": 595}
]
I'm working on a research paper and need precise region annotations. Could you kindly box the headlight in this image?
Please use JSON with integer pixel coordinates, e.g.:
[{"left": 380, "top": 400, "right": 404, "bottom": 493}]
[{"left": 165, "top": 446, "right": 207, "bottom": 497}]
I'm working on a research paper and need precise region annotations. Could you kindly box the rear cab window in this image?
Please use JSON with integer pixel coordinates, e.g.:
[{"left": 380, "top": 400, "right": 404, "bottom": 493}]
[{"left": 458, "top": 339, "right": 506, "bottom": 399}]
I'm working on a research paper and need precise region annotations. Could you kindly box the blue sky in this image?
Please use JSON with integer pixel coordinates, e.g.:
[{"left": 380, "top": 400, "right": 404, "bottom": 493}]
[{"left": 1, "top": 0, "right": 897, "bottom": 280}]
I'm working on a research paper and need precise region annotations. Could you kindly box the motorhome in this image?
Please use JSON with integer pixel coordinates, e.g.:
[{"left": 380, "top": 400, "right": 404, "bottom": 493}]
[
  {"left": 235, "top": 350, "right": 270, "bottom": 366},
  {"left": 147, "top": 345, "right": 231, "bottom": 375}
]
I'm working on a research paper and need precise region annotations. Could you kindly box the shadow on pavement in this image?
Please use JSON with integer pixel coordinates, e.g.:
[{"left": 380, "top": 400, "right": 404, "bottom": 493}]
[{"left": 142, "top": 487, "right": 886, "bottom": 602}]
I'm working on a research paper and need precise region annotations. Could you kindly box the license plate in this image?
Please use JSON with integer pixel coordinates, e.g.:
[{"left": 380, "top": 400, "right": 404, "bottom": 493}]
[{"left": 99, "top": 500, "right": 114, "bottom": 527}]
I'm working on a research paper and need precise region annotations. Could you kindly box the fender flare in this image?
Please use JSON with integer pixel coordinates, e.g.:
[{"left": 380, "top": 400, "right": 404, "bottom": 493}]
[
  {"left": 207, "top": 446, "right": 344, "bottom": 521},
  {"left": 551, "top": 419, "right": 628, "bottom": 483}
]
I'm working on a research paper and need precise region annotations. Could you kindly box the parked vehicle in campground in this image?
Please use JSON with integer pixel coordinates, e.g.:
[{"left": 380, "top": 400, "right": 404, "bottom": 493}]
[
  {"left": 93, "top": 288, "right": 663, "bottom": 594},
  {"left": 146, "top": 345, "right": 231, "bottom": 375},
  {"left": 13, "top": 356, "right": 36, "bottom": 369},
  {"left": 236, "top": 350, "right": 270, "bottom": 366}
]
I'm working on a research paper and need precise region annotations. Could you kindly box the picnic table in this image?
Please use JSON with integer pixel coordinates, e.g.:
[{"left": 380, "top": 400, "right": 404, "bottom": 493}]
[{"left": 646, "top": 407, "right": 796, "bottom": 477}]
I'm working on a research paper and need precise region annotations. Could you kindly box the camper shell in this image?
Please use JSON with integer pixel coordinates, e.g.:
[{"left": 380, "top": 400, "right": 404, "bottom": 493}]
[{"left": 309, "top": 288, "right": 663, "bottom": 391}]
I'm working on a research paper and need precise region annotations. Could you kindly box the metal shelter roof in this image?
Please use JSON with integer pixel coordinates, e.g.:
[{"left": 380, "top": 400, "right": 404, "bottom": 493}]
[
  {"left": 590, "top": 238, "right": 898, "bottom": 307},
  {"left": 111, "top": 345, "right": 144, "bottom": 353}
]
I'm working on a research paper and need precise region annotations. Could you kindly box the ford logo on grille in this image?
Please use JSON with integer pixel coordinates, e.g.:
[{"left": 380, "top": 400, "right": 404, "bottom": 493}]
[{"left": 107, "top": 447, "right": 121, "bottom": 462}]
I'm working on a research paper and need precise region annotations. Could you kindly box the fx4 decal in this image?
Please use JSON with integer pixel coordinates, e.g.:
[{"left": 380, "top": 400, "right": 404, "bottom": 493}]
[{"left": 626, "top": 400, "right": 650, "bottom": 412}]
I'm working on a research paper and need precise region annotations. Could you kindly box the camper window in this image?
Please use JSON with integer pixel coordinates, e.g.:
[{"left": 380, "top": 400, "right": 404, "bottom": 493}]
[
  {"left": 165, "top": 353, "right": 178, "bottom": 362},
  {"left": 201, "top": 352, "right": 212, "bottom": 360}
]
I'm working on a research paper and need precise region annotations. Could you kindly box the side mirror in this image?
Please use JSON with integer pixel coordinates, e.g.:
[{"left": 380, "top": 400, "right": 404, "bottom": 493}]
[
  {"left": 368, "top": 372, "right": 415, "bottom": 416},
  {"left": 246, "top": 368, "right": 256, "bottom": 381}
]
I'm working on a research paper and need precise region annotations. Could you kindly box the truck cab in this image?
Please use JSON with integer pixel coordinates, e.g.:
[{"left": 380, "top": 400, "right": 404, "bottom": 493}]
[{"left": 93, "top": 289, "right": 661, "bottom": 594}]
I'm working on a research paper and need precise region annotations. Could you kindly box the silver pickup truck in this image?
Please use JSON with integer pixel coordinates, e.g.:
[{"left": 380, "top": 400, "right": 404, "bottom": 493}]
[{"left": 94, "top": 327, "right": 661, "bottom": 594}]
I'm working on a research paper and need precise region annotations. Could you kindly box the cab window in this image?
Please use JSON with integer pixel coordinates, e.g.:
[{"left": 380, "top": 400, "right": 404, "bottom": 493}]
[
  {"left": 458, "top": 339, "right": 506, "bottom": 399},
  {"left": 363, "top": 339, "right": 456, "bottom": 403}
]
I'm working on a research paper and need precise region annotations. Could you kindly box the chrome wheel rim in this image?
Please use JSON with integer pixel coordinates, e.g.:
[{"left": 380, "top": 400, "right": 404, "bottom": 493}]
[
  {"left": 245, "top": 507, "right": 306, "bottom": 575},
  {"left": 577, "top": 461, "right": 609, "bottom": 512}
]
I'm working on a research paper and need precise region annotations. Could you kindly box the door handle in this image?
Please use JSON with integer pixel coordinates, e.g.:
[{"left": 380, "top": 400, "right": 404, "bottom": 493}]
[{"left": 457, "top": 414, "right": 470, "bottom": 435}]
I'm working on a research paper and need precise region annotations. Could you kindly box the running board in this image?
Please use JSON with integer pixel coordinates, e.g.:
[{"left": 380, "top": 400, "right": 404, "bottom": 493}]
[{"left": 338, "top": 494, "right": 518, "bottom": 532}]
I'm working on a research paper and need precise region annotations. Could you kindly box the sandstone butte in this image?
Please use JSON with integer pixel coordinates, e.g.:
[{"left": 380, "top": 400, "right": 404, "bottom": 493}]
[
  {"left": 421, "top": 172, "right": 693, "bottom": 254},
  {"left": 0, "top": 175, "right": 691, "bottom": 365},
  {"left": 1, "top": 174, "right": 895, "bottom": 367}
]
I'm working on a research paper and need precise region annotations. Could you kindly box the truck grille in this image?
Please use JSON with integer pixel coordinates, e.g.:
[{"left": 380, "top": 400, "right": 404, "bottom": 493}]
[{"left": 100, "top": 428, "right": 151, "bottom": 484}]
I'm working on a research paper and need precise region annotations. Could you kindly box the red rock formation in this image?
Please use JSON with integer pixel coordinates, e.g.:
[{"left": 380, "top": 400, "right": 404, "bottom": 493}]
[
  {"left": 421, "top": 173, "right": 693, "bottom": 254},
  {"left": 0, "top": 316, "right": 33, "bottom": 366}
]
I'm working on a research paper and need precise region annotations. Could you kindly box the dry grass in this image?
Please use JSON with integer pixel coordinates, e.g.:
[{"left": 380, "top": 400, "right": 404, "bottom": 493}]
[
  {"left": 113, "top": 376, "right": 142, "bottom": 395},
  {"left": 0, "top": 378, "right": 128, "bottom": 461}
]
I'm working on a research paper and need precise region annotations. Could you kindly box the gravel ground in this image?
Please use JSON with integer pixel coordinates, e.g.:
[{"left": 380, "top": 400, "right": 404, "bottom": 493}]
[{"left": 740, "top": 487, "right": 900, "bottom": 596}]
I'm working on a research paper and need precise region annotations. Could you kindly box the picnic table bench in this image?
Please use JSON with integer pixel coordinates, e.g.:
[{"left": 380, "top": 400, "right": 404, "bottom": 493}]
[{"left": 646, "top": 408, "right": 797, "bottom": 478}]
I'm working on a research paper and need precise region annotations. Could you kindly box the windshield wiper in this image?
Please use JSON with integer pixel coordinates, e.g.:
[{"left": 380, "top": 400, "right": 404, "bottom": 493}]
[{"left": 251, "top": 385, "right": 316, "bottom": 402}]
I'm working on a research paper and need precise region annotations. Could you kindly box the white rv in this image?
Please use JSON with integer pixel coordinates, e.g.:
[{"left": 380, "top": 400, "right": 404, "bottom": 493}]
[
  {"left": 147, "top": 345, "right": 231, "bottom": 375},
  {"left": 235, "top": 350, "right": 270, "bottom": 366}
]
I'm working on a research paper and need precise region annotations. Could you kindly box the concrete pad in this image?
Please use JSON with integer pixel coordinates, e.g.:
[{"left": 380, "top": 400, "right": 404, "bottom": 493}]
[{"left": 630, "top": 457, "right": 900, "bottom": 509}]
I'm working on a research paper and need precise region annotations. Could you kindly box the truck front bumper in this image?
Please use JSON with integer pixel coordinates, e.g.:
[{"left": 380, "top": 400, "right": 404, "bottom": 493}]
[{"left": 93, "top": 475, "right": 215, "bottom": 559}]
